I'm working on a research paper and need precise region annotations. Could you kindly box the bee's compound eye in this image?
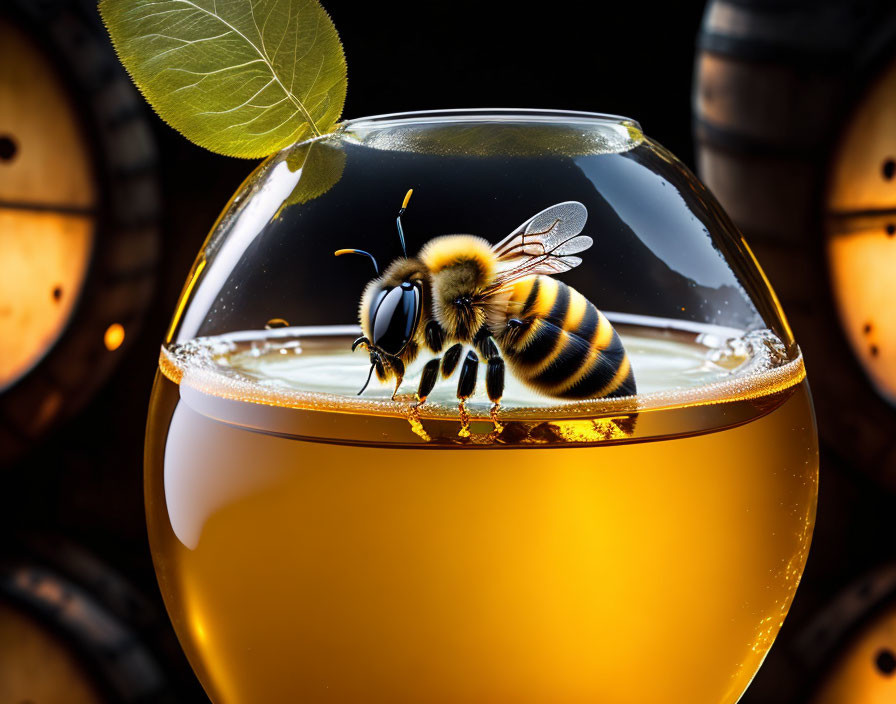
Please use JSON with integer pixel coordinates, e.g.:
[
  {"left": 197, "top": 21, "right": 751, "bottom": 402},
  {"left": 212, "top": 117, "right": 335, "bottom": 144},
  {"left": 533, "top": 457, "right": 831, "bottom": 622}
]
[
  {"left": 371, "top": 282, "right": 421, "bottom": 355},
  {"left": 366, "top": 287, "right": 388, "bottom": 334}
]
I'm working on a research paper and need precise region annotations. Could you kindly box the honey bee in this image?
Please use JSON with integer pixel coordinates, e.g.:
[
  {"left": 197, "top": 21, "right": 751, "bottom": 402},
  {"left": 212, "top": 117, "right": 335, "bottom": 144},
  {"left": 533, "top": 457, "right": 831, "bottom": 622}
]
[{"left": 335, "top": 190, "right": 636, "bottom": 411}]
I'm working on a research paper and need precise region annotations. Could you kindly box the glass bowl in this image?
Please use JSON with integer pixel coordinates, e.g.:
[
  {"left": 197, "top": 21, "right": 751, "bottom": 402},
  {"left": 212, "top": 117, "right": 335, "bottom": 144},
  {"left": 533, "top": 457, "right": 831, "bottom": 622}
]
[{"left": 146, "top": 109, "right": 818, "bottom": 704}]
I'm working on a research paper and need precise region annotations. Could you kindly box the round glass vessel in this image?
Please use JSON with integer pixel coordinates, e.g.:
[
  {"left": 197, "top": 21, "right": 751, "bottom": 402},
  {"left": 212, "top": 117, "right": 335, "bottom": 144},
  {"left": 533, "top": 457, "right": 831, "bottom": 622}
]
[{"left": 146, "top": 109, "right": 818, "bottom": 704}]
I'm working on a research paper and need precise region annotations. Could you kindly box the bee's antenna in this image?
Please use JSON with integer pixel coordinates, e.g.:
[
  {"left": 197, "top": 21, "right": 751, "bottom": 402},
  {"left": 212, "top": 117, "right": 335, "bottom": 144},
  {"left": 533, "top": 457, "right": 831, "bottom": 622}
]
[
  {"left": 334, "top": 248, "right": 379, "bottom": 275},
  {"left": 358, "top": 362, "right": 376, "bottom": 395},
  {"left": 396, "top": 188, "right": 413, "bottom": 257}
]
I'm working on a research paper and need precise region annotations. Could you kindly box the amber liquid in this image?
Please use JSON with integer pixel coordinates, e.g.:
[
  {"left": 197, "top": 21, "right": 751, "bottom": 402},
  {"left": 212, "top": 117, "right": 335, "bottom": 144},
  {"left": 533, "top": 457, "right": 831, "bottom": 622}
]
[{"left": 146, "top": 328, "right": 817, "bottom": 704}]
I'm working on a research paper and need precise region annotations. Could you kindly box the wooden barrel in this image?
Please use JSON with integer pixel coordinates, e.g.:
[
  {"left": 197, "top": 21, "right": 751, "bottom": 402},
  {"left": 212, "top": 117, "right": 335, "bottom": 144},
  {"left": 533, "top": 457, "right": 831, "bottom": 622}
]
[
  {"left": 693, "top": 0, "right": 896, "bottom": 490},
  {"left": 0, "top": 0, "right": 161, "bottom": 464},
  {"left": 0, "top": 535, "right": 183, "bottom": 703}
]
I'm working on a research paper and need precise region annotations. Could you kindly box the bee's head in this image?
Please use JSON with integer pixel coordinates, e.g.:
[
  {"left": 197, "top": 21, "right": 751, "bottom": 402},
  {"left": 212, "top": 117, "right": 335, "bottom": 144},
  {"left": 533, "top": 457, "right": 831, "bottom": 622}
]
[
  {"left": 335, "top": 188, "right": 424, "bottom": 394},
  {"left": 336, "top": 188, "right": 428, "bottom": 357}
]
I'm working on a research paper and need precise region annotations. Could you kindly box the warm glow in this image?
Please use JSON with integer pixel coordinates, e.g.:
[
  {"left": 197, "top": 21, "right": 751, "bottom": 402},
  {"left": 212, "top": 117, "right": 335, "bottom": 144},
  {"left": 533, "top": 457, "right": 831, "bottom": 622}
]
[
  {"left": 812, "top": 601, "right": 896, "bottom": 704},
  {"left": 147, "top": 361, "right": 817, "bottom": 704},
  {"left": 828, "top": 228, "right": 896, "bottom": 404},
  {"left": 0, "top": 18, "right": 96, "bottom": 208},
  {"left": 0, "top": 211, "right": 93, "bottom": 390},
  {"left": 193, "top": 617, "right": 207, "bottom": 644},
  {"left": 0, "top": 601, "right": 105, "bottom": 704},
  {"left": 827, "top": 56, "right": 896, "bottom": 212},
  {"left": 0, "top": 17, "right": 97, "bottom": 390},
  {"left": 826, "top": 56, "right": 896, "bottom": 403},
  {"left": 103, "top": 323, "right": 125, "bottom": 352}
]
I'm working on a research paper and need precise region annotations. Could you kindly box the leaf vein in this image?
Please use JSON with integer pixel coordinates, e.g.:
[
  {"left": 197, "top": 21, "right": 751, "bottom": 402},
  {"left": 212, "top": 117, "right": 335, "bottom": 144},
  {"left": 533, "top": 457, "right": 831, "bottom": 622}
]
[
  {"left": 197, "top": 77, "right": 276, "bottom": 115},
  {"left": 171, "top": 0, "right": 322, "bottom": 136}
]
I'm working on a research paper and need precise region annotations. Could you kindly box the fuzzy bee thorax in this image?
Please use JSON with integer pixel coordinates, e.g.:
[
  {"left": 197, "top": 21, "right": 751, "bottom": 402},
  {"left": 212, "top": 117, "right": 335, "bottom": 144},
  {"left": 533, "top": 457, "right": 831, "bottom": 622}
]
[
  {"left": 419, "top": 235, "right": 497, "bottom": 282},
  {"left": 419, "top": 235, "right": 498, "bottom": 340}
]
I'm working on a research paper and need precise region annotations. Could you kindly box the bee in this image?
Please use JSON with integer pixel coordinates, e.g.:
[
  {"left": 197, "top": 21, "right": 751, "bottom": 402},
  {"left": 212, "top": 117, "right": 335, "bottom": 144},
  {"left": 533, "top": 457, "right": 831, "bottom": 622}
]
[{"left": 334, "top": 190, "right": 636, "bottom": 412}]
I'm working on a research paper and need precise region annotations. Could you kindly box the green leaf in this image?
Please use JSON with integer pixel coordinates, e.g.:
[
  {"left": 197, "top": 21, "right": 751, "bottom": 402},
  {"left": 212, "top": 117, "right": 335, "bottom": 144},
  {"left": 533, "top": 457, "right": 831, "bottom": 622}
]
[
  {"left": 275, "top": 137, "right": 345, "bottom": 216},
  {"left": 100, "top": 0, "right": 347, "bottom": 158}
]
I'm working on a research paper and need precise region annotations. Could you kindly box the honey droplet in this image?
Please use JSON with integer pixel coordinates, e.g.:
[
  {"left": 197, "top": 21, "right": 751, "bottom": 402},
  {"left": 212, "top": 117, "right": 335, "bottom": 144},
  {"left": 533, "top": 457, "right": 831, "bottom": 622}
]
[
  {"left": 457, "top": 401, "right": 471, "bottom": 438},
  {"left": 490, "top": 405, "right": 504, "bottom": 434},
  {"left": 406, "top": 405, "right": 431, "bottom": 441}
]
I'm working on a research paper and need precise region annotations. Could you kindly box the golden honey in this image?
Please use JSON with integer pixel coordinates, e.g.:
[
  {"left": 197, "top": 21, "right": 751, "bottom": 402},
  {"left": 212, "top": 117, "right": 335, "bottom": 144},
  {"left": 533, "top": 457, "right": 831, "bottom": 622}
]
[{"left": 146, "top": 322, "right": 817, "bottom": 704}]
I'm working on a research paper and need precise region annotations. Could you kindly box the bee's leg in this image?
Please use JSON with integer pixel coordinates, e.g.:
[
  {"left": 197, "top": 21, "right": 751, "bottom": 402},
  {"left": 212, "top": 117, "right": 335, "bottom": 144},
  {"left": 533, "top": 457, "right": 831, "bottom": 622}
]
[
  {"left": 441, "top": 343, "right": 464, "bottom": 378},
  {"left": 472, "top": 327, "right": 505, "bottom": 404},
  {"left": 358, "top": 350, "right": 387, "bottom": 396},
  {"left": 389, "top": 356, "right": 405, "bottom": 400},
  {"left": 456, "top": 350, "right": 479, "bottom": 437},
  {"left": 424, "top": 320, "right": 445, "bottom": 353},
  {"left": 406, "top": 356, "right": 440, "bottom": 442},
  {"left": 472, "top": 325, "right": 491, "bottom": 356},
  {"left": 485, "top": 355, "right": 505, "bottom": 407},
  {"left": 473, "top": 330, "right": 506, "bottom": 429},
  {"left": 457, "top": 350, "right": 479, "bottom": 399},
  {"left": 410, "top": 321, "right": 453, "bottom": 407},
  {"left": 415, "top": 358, "right": 441, "bottom": 405},
  {"left": 487, "top": 359, "right": 505, "bottom": 434},
  {"left": 372, "top": 352, "right": 387, "bottom": 381}
]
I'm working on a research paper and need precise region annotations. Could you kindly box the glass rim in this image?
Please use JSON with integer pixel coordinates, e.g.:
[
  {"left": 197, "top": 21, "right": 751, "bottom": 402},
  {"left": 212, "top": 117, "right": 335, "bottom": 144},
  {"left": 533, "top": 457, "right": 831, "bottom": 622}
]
[{"left": 339, "top": 108, "right": 642, "bottom": 130}]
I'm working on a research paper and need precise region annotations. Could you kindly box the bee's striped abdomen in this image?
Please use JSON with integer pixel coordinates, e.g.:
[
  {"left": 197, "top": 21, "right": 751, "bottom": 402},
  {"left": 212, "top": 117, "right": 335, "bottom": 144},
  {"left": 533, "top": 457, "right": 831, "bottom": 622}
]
[{"left": 498, "top": 276, "right": 636, "bottom": 399}]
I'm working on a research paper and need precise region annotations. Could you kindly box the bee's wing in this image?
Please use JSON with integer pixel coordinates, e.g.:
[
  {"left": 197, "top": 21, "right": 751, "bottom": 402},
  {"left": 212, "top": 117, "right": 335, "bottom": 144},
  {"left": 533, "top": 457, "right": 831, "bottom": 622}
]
[{"left": 488, "top": 201, "right": 592, "bottom": 286}]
